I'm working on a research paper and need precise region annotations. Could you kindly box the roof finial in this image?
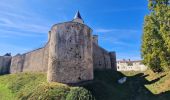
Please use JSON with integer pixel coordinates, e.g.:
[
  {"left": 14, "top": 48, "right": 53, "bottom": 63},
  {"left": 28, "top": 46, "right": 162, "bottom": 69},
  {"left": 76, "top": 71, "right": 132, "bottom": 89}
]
[
  {"left": 73, "top": 11, "right": 84, "bottom": 24},
  {"left": 74, "top": 11, "right": 82, "bottom": 19}
]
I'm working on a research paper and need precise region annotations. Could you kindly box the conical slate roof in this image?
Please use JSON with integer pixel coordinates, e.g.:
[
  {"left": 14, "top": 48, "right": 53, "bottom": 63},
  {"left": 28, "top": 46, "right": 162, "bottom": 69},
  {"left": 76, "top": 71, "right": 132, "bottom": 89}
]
[{"left": 74, "top": 11, "right": 82, "bottom": 19}]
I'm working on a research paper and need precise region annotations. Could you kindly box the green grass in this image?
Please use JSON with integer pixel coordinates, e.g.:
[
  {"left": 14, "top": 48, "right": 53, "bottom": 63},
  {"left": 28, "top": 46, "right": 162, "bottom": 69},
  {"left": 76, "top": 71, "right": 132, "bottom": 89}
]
[
  {"left": 0, "top": 70, "right": 170, "bottom": 100},
  {"left": 0, "top": 84, "right": 14, "bottom": 100},
  {"left": 144, "top": 70, "right": 170, "bottom": 94},
  {"left": 83, "top": 70, "right": 170, "bottom": 100},
  {"left": 0, "top": 73, "right": 93, "bottom": 100},
  {"left": 0, "top": 73, "right": 46, "bottom": 100}
]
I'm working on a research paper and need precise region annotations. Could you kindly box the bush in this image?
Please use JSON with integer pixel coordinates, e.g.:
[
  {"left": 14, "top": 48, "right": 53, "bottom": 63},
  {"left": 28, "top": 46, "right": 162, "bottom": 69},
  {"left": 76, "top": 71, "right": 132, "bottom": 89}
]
[
  {"left": 19, "top": 82, "right": 94, "bottom": 100},
  {"left": 66, "top": 87, "right": 95, "bottom": 100},
  {"left": 20, "top": 83, "right": 70, "bottom": 100}
]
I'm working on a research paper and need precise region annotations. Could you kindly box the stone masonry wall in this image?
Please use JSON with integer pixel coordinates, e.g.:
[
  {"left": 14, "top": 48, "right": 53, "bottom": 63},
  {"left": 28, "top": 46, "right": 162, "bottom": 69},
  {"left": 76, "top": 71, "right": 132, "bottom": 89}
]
[
  {"left": 10, "top": 44, "right": 49, "bottom": 73},
  {"left": 47, "top": 22, "right": 93, "bottom": 84},
  {"left": 0, "top": 56, "right": 12, "bottom": 75},
  {"left": 2, "top": 20, "right": 116, "bottom": 84},
  {"left": 109, "top": 51, "right": 117, "bottom": 69},
  {"left": 93, "top": 43, "right": 112, "bottom": 70},
  {"left": 10, "top": 54, "right": 25, "bottom": 73}
]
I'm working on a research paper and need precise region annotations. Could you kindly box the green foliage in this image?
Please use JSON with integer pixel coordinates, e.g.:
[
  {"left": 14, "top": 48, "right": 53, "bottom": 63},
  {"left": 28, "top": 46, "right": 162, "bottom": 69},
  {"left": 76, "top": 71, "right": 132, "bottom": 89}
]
[
  {"left": 66, "top": 87, "right": 94, "bottom": 100},
  {"left": 141, "top": 0, "right": 170, "bottom": 72},
  {"left": 22, "top": 83, "right": 70, "bottom": 100}
]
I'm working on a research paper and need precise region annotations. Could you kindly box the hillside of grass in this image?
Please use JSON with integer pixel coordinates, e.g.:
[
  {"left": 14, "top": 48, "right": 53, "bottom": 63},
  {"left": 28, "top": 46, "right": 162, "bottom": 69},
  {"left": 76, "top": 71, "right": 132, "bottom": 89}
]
[
  {"left": 83, "top": 70, "right": 170, "bottom": 100},
  {"left": 0, "top": 73, "right": 93, "bottom": 100},
  {"left": 0, "top": 70, "right": 170, "bottom": 100}
]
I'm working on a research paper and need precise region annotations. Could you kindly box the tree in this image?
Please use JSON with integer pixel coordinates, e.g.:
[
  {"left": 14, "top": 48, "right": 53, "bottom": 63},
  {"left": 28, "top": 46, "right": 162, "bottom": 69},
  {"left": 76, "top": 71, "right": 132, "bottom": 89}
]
[{"left": 141, "top": 0, "right": 170, "bottom": 72}]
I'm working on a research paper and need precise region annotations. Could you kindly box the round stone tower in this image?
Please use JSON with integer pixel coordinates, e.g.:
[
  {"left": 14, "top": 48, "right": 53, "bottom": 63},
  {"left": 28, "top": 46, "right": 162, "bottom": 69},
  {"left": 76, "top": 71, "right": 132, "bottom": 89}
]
[{"left": 47, "top": 12, "right": 93, "bottom": 84}]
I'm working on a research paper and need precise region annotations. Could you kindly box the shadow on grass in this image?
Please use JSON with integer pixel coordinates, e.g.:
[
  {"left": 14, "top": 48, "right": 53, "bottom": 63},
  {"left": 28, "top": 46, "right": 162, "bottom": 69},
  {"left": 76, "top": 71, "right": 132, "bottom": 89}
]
[{"left": 82, "top": 69, "right": 170, "bottom": 100}]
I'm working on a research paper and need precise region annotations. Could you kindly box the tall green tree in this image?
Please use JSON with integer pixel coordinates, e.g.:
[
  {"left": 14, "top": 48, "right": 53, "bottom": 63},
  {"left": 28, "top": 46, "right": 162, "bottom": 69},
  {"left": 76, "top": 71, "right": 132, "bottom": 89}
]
[{"left": 141, "top": 0, "right": 170, "bottom": 72}]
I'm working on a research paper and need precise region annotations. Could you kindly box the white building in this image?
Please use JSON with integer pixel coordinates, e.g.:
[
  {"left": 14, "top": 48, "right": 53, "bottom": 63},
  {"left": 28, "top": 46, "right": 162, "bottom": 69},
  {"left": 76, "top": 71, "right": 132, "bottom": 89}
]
[{"left": 117, "top": 59, "right": 147, "bottom": 71}]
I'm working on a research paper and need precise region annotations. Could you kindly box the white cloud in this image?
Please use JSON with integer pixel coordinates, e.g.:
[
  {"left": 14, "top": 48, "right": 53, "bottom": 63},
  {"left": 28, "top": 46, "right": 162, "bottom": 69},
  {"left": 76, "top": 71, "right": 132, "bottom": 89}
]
[
  {"left": 94, "top": 28, "right": 139, "bottom": 33},
  {"left": 94, "top": 28, "right": 141, "bottom": 48},
  {"left": 0, "top": 0, "right": 53, "bottom": 37},
  {"left": 94, "top": 29, "right": 114, "bottom": 33},
  {"left": 0, "top": 10, "right": 51, "bottom": 38},
  {"left": 99, "top": 36, "right": 135, "bottom": 47},
  {"left": 0, "top": 18, "right": 13, "bottom": 25},
  {"left": 0, "top": 30, "right": 44, "bottom": 37},
  {"left": 0, "top": 23, "right": 49, "bottom": 34},
  {"left": 0, "top": 0, "right": 70, "bottom": 55}
]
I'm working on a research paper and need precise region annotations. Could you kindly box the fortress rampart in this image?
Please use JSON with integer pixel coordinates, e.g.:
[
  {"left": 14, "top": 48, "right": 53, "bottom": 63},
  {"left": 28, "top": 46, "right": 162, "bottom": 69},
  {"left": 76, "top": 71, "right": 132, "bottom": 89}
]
[{"left": 0, "top": 12, "right": 116, "bottom": 84}]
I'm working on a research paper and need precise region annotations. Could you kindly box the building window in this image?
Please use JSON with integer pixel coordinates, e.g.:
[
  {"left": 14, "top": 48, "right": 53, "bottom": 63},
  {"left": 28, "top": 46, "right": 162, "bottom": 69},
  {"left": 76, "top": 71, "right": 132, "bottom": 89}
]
[
  {"left": 139, "top": 62, "right": 143, "bottom": 65},
  {"left": 99, "top": 61, "right": 102, "bottom": 66},
  {"left": 127, "top": 62, "right": 133, "bottom": 66}
]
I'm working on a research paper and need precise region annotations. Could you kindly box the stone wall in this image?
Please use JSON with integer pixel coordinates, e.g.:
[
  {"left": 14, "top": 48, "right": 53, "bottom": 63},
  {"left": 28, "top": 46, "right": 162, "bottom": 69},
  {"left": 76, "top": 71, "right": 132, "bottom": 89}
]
[
  {"left": 0, "top": 56, "right": 12, "bottom": 75},
  {"left": 93, "top": 43, "right": 112, "bottom": 70},
  {"left": 92, "top": 35, "right": 98, "bottom": 45},
  {"left": 47, "top": 22, "right": 93, "bottom": 84},
  {"left": 10, "top": 44, "right": 49, "bottom": 73},
  {"left": 1, "top": 19, "right": 117, "bottom": 84},
  {"left": 109, "top": 51, "right": 117, "bottom": 69}
]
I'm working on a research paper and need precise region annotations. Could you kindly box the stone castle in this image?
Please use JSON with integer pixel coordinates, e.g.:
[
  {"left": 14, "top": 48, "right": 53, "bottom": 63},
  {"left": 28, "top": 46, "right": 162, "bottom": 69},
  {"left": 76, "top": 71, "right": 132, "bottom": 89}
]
[{"left": 0, "top": 11, "right": 116, "bottom": 84}]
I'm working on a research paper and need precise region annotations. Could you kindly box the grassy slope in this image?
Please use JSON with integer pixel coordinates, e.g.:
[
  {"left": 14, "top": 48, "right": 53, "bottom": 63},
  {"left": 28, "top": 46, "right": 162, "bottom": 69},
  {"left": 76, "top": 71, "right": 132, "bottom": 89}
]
[
  {"left": 0, "top": 73, "right": 46, "bottom": 100},
  {"left": 144, "top": 70, "right": 170, "bottom": 94},
  {"left": 83, "top": 70, "right": 170, "bottom": 100},
  {"left": 0, "top": 84, "right": 14, "bottom": 100},
  {"left": 0, "top": 73, "right": 92, "bottom": 100},
  {"left": 0, "top": 70, "right": 170, "bottom": 100}
]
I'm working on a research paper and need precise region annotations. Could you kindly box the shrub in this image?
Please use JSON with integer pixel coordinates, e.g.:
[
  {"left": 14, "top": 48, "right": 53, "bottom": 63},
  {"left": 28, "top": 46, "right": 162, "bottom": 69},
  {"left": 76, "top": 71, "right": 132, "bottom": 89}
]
[
  {"left": 66, "top": 87, "right": 95, "bottom": 100},
  {"left": 19, "top": 83, "right": 70, "bottom": 100}
]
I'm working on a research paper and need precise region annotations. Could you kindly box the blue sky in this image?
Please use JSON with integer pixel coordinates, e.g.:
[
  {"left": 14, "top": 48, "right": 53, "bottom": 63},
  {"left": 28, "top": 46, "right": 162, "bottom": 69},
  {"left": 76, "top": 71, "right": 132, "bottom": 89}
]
[{"left": 0, "top": 0, "right": 148, "bottom": 60}]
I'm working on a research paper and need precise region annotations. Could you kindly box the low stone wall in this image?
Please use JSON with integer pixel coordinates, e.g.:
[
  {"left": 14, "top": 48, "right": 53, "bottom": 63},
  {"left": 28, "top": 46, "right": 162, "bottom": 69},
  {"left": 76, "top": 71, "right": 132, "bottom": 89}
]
[
  {"left": 10, "top": 44, "right": 49, "bottom": 74},
  {"left": 0, "top": 56, "right": 12, "bottom": 75},
  {"left": 93, "top": 43, "right": 112, "bottom": 70}
]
